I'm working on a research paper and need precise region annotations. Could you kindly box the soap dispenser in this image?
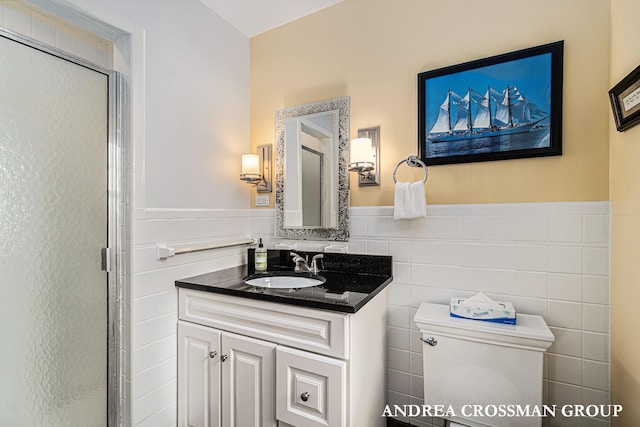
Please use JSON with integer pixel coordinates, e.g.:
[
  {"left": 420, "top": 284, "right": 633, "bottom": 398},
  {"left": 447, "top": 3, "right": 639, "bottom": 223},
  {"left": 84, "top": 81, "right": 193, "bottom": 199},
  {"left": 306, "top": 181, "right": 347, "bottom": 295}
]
[{"left": 255, "top": 238, "right": 267, "bottom": 272}]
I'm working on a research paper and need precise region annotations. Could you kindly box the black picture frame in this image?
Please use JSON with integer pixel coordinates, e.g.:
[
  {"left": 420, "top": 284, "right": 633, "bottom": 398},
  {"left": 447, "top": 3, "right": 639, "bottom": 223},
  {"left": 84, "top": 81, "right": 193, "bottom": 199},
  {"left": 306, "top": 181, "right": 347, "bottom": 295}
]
[
  {"left": 609, "top": 65, "right": 640, "bottom": 132},
  {"left": 418, "top": 41, "right": 564, "bottom": 166}
]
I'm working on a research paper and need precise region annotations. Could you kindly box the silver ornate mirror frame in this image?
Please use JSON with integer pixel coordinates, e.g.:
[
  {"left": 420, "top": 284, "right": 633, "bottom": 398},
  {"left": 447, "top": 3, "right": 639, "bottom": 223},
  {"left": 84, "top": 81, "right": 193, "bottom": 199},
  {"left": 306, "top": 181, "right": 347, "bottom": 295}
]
[{"left": 275, "top": 96, "right": 350, "bottom": 241}]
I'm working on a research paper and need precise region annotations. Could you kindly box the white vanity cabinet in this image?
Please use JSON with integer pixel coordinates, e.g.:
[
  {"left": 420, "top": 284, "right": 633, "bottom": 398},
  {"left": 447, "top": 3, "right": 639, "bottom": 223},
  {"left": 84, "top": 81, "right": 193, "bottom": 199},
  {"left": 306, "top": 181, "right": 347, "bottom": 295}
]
[
  {"left": 178, "top": 321, "right": 276, "bottom": 427},
  {"left": 177, "top": 288, "right": 387, "bottom": 427}
]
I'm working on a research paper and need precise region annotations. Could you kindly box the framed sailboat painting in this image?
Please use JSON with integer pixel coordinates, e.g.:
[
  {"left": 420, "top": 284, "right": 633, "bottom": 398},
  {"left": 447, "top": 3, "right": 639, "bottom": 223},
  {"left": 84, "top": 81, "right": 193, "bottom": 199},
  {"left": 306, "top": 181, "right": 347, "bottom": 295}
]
[{"left": 418, "top": 41, "right": 564, "bottom": 166}]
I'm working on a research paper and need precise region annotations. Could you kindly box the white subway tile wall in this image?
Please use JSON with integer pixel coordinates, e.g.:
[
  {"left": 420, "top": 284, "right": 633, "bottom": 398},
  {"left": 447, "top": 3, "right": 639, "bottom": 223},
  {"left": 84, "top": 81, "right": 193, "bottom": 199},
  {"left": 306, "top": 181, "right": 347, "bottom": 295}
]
[
  {"left": 130, "top": 210, "right": 250, "bottom": 426},
  {"left": 0, "top": 1, "right": 113, "bottom": 69},
  {"left": 251, "top": 201, "right": 611, "bottom": 427}
]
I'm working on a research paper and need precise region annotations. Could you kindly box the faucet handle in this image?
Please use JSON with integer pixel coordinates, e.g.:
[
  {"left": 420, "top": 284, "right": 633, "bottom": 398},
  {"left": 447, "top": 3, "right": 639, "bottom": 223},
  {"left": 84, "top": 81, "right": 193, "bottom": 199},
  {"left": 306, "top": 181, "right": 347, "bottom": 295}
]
[
  {"left": 310, "top": 254, "right": 324, "bottom": 274},
  {"left": 290, "top": 252, "right": 306, "bottom": 262},
  {"left": 290, "top": 252, "right": 310, "bottom": 272}
]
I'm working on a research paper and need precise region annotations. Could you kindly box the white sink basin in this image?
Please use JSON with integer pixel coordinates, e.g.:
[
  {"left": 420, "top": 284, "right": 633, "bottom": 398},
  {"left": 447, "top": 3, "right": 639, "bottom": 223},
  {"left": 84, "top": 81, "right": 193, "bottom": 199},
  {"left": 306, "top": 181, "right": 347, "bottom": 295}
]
[{"left": 245, "top": 275, "right": 325, "bottom": 289}]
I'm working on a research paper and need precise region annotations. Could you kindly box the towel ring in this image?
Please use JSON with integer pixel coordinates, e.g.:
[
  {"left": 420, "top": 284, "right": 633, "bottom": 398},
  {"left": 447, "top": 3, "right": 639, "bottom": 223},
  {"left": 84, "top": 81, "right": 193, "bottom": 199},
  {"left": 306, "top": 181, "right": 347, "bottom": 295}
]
[{"left": 393, "top": 155, "right": 428, "bottom": 184}]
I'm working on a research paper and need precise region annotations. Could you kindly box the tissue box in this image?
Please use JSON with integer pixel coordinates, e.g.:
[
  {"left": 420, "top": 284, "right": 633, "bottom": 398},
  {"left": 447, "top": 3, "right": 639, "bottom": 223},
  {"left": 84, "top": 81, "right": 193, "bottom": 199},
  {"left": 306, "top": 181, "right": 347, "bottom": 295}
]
[{"left": 450, "top": 296, "right": 516, "bottom": 325}]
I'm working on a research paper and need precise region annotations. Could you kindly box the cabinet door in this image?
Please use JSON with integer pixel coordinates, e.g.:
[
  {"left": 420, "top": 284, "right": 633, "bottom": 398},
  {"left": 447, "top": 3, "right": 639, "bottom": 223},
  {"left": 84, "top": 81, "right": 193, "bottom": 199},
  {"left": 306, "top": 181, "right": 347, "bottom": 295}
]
[
  {"left": 178, "top": 321, "right": 221, "bottom": 427},
  {"left": 276, "top": 346, "right": 346, "bottom": 427},
  {"left": 221, "top": 332, "right": 276, "bottom": 427}
]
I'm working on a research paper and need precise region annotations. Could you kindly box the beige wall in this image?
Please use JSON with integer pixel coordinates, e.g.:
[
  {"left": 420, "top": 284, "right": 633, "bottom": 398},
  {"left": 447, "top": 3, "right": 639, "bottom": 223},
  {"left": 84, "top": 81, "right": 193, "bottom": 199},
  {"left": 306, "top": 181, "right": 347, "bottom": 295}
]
[
  {"left": 610, "top": 0, "right": 640, "bottom": 424},
  {"left": 250, "top": 0, "right": 610, "bottom": 207}
]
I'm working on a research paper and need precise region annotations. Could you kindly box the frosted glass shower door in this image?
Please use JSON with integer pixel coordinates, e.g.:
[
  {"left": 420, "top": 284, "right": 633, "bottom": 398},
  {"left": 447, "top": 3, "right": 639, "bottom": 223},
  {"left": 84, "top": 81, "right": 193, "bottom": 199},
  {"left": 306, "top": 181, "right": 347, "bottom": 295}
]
[{"left": 0, "top": 35, "right": 109, "bottom": 425}]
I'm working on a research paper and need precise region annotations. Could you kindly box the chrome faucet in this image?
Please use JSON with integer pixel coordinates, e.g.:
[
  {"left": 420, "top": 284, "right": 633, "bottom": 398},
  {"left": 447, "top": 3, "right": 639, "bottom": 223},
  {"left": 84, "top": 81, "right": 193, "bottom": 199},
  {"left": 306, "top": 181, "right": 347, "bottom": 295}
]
[
  {"left": 310, "top": 254, "right": 324, "bottom": 274},
  {"left": 290, "top": 252, "right": 324, "bottom": 274},
  {"left": 290, "top": 252, "right": 309, "bottom": 272}
]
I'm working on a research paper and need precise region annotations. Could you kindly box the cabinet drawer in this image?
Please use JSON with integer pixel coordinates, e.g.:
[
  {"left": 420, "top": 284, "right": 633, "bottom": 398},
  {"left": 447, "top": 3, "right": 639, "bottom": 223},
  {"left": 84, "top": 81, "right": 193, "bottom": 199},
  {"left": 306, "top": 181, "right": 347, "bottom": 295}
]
[
  {"left": 179, "top": 290, "right": 349, "bottom": 359},
  {"left": 275, "top": 346, "right": 346, "bottom": 427}
]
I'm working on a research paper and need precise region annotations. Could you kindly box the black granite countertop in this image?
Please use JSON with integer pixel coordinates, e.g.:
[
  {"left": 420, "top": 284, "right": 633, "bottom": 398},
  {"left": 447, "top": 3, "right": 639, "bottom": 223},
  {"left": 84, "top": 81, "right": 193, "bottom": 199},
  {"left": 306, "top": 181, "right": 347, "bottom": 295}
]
[{"left": 175, "top": 250, "right": 393, "bottom": 313}]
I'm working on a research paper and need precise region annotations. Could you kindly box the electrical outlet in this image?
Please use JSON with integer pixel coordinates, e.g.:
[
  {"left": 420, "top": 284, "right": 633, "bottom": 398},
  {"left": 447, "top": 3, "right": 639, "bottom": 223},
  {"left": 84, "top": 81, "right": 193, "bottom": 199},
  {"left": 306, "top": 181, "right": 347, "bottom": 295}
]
[{"left": 255, "top": 195, "right": 270, "bottom": 206}]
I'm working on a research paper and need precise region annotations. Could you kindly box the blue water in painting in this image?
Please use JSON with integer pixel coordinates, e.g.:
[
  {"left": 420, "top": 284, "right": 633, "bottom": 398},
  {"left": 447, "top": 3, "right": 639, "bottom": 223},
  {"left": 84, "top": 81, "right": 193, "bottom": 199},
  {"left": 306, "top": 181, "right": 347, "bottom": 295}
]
[{"left": 425, "top": 127, "right": 550, "bottom": 158}]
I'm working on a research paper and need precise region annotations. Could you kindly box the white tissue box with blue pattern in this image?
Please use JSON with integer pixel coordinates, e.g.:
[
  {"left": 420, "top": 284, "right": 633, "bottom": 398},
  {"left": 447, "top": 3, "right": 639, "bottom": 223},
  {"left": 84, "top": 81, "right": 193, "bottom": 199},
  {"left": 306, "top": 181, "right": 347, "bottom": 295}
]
[{"left": 449, "top": 293, "right": 516, "bottom": 325}]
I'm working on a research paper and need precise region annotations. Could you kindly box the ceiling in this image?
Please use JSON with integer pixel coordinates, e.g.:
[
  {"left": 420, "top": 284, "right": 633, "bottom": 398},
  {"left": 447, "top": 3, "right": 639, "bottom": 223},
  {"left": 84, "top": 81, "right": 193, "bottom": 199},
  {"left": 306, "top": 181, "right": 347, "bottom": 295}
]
[{"left": 199, "top": 0, "right": 343, "bottom": 38}]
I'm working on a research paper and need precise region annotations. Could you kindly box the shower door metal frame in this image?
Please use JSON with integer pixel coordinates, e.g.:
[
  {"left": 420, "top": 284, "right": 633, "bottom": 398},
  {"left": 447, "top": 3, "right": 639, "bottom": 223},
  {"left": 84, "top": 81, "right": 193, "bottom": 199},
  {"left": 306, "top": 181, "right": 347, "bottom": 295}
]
[{"left": 0, "top": 28, "right": 125, "bottom": 427}]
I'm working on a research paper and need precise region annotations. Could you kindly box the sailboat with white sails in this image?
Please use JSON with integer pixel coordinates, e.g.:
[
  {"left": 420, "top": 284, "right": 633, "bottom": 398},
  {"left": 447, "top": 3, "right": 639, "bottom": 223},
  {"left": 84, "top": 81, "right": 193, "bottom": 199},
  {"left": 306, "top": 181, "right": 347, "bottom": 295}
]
[{"left": 427, "top": 85, "right": 549, "bottom": 143}]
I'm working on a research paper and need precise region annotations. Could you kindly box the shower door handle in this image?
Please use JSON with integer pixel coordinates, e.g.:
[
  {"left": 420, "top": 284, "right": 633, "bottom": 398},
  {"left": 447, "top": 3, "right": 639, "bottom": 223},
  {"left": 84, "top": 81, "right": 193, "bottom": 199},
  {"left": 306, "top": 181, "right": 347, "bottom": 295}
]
[{"left": 101, "top": 247, "right": 111, "bottom": 272}]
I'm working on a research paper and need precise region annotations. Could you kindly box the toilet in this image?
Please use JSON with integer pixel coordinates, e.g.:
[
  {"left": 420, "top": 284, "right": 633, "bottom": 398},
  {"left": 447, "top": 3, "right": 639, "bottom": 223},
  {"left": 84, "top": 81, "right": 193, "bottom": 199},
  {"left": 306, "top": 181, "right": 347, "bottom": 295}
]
[{"left": 414, "top": 303, "right": 555, "bottom": 427}]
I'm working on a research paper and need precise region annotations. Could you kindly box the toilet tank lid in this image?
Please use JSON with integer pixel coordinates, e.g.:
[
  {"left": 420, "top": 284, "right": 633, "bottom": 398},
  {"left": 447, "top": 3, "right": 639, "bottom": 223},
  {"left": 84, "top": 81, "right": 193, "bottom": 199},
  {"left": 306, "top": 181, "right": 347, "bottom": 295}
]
[{"left": 414, "top": 303, "right": 555, "bottom": 345}]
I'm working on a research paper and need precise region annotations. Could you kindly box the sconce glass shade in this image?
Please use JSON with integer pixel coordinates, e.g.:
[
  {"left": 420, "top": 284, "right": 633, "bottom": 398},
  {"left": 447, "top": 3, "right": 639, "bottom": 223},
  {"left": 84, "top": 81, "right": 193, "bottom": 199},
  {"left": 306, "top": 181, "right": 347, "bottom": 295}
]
[
  {"left": 242, "top": 153, "right": 260, "bottom": 175},
  {"left": 240, "top": 153, "right": 262, "bottom": 184},
  {"left": 349, "top": 137, "right": 375, "bottom": 172}
]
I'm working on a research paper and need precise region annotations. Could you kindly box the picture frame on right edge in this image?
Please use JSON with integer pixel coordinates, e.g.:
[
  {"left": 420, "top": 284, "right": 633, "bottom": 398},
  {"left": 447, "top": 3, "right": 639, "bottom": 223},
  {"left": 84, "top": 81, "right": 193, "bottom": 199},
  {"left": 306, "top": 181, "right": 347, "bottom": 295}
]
[{"left": 609, "top": 65, "right": 640, "bottom": 132}]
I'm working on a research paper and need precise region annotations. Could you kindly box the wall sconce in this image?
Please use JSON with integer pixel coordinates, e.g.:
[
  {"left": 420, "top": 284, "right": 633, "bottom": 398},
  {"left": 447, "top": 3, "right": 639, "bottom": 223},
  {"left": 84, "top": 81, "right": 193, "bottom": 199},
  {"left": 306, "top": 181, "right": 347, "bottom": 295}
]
[
  {"left": 240, "top": 144, "right": 271, "bottom": 192},
  {"left": 348, "top": 126, "right": 380, "bottom": 186}
]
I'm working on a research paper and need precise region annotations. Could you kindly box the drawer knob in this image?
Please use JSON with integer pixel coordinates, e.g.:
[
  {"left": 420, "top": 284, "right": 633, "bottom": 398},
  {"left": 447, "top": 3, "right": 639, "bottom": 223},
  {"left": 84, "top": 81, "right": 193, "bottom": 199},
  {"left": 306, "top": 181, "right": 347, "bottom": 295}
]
[
  {"left": 209, "top": 351, "right": 217, "bottom": 359},
  {"left": 421, "top": 336, "right": 438, "bottom": 347},
  {"left": 221, "top": 354, "right": 228, "bottom": 362},
  {"left": 300, "top": 392, "right": 310, "bottom": 402}
]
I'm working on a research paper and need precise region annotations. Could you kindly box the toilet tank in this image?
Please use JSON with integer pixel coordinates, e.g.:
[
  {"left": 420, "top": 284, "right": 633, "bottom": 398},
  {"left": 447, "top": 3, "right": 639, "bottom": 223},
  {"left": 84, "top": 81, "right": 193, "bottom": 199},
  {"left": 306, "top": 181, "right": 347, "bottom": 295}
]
[{"left": 414, "top": 303, "right": 554, "bottom": 427}]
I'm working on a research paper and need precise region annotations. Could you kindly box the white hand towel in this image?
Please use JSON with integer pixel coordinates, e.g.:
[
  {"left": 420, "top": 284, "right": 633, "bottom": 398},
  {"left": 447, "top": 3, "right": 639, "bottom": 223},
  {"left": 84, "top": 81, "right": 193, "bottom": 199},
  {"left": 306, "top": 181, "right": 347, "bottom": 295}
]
[{"left": 394, "top": 180, "right": 426, "bottom": 220}]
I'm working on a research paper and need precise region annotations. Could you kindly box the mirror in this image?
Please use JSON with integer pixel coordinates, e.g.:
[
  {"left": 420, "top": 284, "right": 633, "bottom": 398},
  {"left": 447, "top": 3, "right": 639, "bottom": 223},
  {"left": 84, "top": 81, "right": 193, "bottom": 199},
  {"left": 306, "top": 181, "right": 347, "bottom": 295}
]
[
  {"left": 275, "top": 96, "right": 350, "bottom": 241},
  {"left": 284, "top": 111, "right": 338, "bottom": 229}
]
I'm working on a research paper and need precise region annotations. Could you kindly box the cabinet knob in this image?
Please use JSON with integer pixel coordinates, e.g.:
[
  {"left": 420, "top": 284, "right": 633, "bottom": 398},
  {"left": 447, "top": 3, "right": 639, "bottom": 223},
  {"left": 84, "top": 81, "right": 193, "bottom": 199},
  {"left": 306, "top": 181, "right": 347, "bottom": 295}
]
[
  {"left": 221, "top": 354, "right": 228, "bottom": 362},
  {"left": 420, "top": 336, "right": 438, "bottom": 347},
  {"left": 209, "top": 351, "right": 217, "bottom": 359},
  {"left": 300, "top": 392, "right": 310, "bottom": 402}
]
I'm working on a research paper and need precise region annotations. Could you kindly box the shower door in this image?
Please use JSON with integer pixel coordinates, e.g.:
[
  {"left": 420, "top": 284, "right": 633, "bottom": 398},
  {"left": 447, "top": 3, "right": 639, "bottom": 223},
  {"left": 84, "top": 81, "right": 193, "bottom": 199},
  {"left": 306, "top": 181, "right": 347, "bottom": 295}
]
[{"left": 0, "top": 32, "right": 114, "bottom": 426}]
